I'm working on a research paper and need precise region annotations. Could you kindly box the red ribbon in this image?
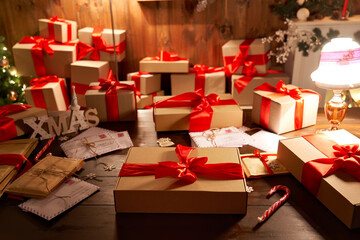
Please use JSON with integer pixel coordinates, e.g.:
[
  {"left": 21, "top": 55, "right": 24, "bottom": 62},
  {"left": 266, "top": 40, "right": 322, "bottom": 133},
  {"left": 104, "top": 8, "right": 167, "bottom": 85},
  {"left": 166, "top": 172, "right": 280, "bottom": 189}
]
[
  {"left": 88, "top": 70, "right": 140, "bottom": 121},
  {"left": 29, "top": 75, "right": 69, "bottom": 109},
  {"left": 47, "top": 16, "right": 72, "bottom": 42},
  {"left": 141, "top": 50, "right": 188, "bottom": 62},
  {"left": 301, "top": 133, "right": 360, "bottom": 195},
  {"left": 0, "top": 104, "right": 32, "bottom": 142},
  {"left": 77, "top": 27, "right": 126, "bottom": 60},
  {"left": 254, "top": 80, "right": 320, "bottom": 130},
  {"left": 119, "top": 144, "right": 244, "bottom": 184},
  {"left": 190, "top": 64, "right": 224, "bottom": 94},
  {"left": 253, "top": 149, "right": 275, "bottom": 175},
  {"left": 19, "top": 36, "right": 56, "bottom": 76},
  {"left": 0, "top": 154, "right": 33, "bottom": 178},
  {"left": 130, "top": 72, "right": 151, "bottom": 92},
  {"left": 154, "top": 89, "right": 238, "bottom": 132}
]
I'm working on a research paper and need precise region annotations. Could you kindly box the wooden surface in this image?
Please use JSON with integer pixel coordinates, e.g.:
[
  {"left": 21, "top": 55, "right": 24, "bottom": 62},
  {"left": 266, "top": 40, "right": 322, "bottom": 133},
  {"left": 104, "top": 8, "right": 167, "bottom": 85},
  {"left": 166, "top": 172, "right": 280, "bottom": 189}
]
[{"left": 1, "top": 108, "right": 360, "bottom": 240}]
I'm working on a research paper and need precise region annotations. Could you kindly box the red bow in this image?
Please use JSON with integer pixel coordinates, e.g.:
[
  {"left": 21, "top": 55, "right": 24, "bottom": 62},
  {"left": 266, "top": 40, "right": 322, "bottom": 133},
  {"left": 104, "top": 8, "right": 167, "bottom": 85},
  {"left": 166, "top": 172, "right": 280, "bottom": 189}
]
[
  {"left": 30, "top": 75, "right": 62, "bottom": 85},
  {"left": 253, "top": 149, "right": 275, "bottom": 175},
  {"left": 142, "top": 50, "right": 188, "bottom": 62},
  {"left": 119, "top": 144, "right": 244, "bottom": 184}
]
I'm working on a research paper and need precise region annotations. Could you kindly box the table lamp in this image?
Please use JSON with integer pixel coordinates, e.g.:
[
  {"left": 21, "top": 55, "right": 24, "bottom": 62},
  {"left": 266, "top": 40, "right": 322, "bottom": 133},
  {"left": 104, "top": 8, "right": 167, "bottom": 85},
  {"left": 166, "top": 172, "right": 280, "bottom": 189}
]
[{"left": 311, "top": 38, "right": 360, "bottom": 130}]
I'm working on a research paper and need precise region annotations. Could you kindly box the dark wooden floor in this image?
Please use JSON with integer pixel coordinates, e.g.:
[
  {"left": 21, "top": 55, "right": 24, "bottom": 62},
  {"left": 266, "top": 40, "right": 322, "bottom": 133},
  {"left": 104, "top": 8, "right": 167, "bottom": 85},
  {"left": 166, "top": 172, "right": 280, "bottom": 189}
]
[{"left": 1, "top": 108, "right": 360, "bottom": 240}]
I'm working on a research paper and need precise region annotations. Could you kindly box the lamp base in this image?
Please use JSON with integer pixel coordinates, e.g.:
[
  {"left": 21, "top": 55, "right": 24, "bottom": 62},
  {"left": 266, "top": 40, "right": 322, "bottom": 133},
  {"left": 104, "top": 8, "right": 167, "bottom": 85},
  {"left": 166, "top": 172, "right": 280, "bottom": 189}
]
[{"left": 325, "top": 90, "right": 348, "bottom": 131}]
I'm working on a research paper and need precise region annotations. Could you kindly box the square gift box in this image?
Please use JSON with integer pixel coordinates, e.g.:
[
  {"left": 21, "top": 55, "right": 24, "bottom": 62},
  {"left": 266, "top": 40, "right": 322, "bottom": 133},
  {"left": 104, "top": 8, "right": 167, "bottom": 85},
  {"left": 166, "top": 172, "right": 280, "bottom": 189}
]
[
  {"left": 277, "top": 130, "right": 360, "bottom": 229},
  {"left": 222, "top": 39, "right": 270, "bottom": 74},
  {"left": 12, "top": 38, "right": 77, "bottom": 78},
  {"left": 25, "top": 76, "right": 69, "bottom": 111},
  {"left": 114, "top": 146, "right": 247, "bottom": 214},
  {"left": 127, "top": 72, "right": 161, "bottom": 95},
  {"left": 71, "top": 60, "right": 110, "bottom": 107},
  {"left": 39, "top": 17, "right": 77, "bottom": 43},
  {"left": 171, "top": 70, "right": 226, "bottom": 95},
  {"left": 153, "top": 93, "right": 243, "bottom": 132},
  {"left": 78, "top": 27, "right": 126, "bottom": 62},
  {"left": 252, "top": 82, "right": 320, "bottom": 134},
  {"left": 137, "top": 90, "right": 164, "bottom": 109},
  {"left": 85, "top": 82, "right": 137, "bottom": 122},
  {"left": 139, "top": 51, "right": 189, "bottom": 73},
  {"left": 231, "top": 73, "right": 290, "bottom": 106}
]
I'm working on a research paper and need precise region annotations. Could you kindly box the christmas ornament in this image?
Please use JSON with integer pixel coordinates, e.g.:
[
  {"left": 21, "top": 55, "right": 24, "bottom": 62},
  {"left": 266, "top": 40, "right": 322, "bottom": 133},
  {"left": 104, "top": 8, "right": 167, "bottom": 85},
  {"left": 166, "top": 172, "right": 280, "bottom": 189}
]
[
  {"left": 0, "top": 58, "right": 9, "bottom": 67},
  {"left": 297, "top": 0, "right": 305, "bottom": 6},
  {"left": 8, "top": 91, "right": 18, "bottom": 101},
  {"left": 297, "top": 7, "right": 310, "bottom": 21},
  {"left": 196, "top": 0, "right": 207, "bottom": 12}
]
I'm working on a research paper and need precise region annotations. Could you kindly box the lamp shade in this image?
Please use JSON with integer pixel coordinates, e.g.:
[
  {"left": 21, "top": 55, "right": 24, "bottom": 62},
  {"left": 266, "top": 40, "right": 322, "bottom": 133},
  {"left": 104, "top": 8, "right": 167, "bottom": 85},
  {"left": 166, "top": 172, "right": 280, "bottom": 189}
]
[{"left": 311, "top": 38, "right": 360, "bottom": 90}]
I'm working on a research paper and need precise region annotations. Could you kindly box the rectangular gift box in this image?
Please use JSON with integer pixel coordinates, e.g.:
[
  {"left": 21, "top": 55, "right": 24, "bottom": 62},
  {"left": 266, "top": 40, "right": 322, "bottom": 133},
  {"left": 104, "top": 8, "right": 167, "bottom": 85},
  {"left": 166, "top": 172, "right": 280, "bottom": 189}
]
[
  {"left": 137, "top": 90, "right": 164, "bottom": 109},
  {"left": 39, "top": 18, "right": 77, "bottom": 43},
  {"left": 171, "top": 71, "right": 226, "bottom": 95},
  {"left": 153, "top": 94, "right": 243, "bottom": 132},
  {"left": 139, "top": 58, "right": 189, "bottom": 73},
  {"left": 252, "top": 84, "right": 319, "bottom": 134},
  {"left": 231, "top": 73, "right": 290, "bottom": 106},
  {"left": 25, "top": 77, "right": 69, "bottom": 111},
  {"left": 85, "top": 82, "right": 137, "bottom": 122},
  {"left": 12, "top": 42, "right": 76, "bottom": 78},
  {"left": 277, "top": 130, "right": 360, "bottom": 229},
  {"left": 127, "top": 72, "right": 161, "bottom": 95},
  {"left": 71, "top": 60, "right": 110, "bottom": 107},
  {"left": 78, "top": 27, "right": 126, "bottom": 62},
  {"left": 114, "top": 147, "right": 247, "bottom": 214},
  {"left": 222, "top": 39, "right": 270, "bottom": 74}
]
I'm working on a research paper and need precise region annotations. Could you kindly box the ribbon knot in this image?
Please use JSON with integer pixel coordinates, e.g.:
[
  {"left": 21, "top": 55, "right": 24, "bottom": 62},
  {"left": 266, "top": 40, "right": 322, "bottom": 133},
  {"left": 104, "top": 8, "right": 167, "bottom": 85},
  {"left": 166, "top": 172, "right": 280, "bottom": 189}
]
[
  {"left": 30, "top": 75, "right": 60, "bottom": 86},
  {"left": 333, "top": 144, "right": 360, "bottom": 162},
  {"left": 275, "top": 81, "right": 302, "bottom": 100}
]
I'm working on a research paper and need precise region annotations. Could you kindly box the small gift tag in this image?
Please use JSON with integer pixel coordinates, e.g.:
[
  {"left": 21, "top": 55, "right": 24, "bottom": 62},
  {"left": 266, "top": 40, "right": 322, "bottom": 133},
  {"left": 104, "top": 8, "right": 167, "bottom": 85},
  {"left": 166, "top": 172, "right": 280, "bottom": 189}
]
[{"left": 157, "top": 138, "right": 175, "bottom": 147}]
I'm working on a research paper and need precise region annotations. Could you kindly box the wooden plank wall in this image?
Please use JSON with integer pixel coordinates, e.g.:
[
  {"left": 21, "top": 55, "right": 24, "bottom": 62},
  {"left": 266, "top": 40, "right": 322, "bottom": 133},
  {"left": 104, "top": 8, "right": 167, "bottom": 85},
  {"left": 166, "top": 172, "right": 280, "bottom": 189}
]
[{"left": 1, "top": 0, "right": 360, "bottom": 79}]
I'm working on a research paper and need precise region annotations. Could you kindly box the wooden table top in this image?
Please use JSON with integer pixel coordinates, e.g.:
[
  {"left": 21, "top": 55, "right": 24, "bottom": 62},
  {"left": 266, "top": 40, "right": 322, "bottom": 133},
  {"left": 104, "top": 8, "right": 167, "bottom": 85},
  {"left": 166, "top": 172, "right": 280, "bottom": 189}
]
[{"left": 1, "top": 108, "right": 360, "bottom": 240}]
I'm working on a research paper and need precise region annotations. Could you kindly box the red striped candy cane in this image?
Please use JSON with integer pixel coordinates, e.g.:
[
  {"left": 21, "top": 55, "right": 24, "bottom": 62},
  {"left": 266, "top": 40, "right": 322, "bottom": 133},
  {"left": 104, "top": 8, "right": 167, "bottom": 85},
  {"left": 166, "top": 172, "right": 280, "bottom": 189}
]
[
  {"left": 34, "top": 137, "right": 55, "bottom": 162},
  {"left": 257, "top": 185, "right": 290, "bottom": 223}
]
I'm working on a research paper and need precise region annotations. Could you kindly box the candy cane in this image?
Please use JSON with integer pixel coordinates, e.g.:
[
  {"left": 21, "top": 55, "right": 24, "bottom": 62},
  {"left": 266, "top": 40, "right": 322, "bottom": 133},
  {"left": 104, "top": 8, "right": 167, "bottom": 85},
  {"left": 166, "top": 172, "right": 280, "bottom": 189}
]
[
  {"left": 34, "top": 137, "right": 55, "bottom": 162},
  {"left": 257, "top": 185, "right": 290, "bottom": 223}
]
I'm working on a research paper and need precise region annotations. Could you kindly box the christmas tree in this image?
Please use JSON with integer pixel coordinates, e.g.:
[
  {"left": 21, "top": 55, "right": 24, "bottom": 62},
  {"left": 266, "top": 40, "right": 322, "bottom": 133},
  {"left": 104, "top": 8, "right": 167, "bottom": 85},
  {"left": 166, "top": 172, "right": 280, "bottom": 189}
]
[{"left": 0, "top": 36, "right": 26, "bottom": 106}]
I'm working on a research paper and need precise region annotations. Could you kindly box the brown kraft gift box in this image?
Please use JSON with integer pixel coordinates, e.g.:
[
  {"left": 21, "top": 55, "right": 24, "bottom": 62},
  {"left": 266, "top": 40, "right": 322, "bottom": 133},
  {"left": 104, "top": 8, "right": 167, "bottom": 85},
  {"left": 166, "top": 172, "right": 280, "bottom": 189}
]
[
  {"left": 137, "top": 90, "right": 164, "bottom": 109},
  {"left": 114, "top": 147, "right": 247, "bottom": 214},
  {"left": 277, "top": 129, "right": 360, "bottom": 229},
  {"left": 127, "top": 72, "right": 161, "bottom": 95}
]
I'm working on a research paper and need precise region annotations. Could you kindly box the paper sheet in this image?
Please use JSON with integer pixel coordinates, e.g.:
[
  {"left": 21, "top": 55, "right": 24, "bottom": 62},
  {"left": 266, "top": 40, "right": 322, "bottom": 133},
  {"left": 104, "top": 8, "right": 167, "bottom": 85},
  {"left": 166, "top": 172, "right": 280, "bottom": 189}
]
[{"left": 248, "top": 130, "right": 286, "bottom": 152}]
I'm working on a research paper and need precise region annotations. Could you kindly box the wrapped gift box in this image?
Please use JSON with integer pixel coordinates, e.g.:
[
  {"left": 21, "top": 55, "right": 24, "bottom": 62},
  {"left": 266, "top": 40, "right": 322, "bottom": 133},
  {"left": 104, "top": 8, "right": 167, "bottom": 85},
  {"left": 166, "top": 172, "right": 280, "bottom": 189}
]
[
  {"left": 78, "top": 27, "right": 126, "bottom": 62},
  {"left": 12, "top": 39, "right": 76, "bottom": 78},
  {"left": 252, "top": 83, "right": 320, "bottom": 134},
  {"left": 71, "top": 60, "right": 110, "bottom": 107},
  {"left": 222, "top": 39, "right": 270, "bottom": 74},
  {"left": 139, "top": 51, "right": 189, "bottom": 73},
  {"left": 231, "top": 73, "right": 290, "bottom": 106},
  {"left": 153, "top": 93, "right": 243, "bottom": 132},
  {"left": 114, "top": 146, "right": 247, "bottom": 214},
  {"left": 39, "top": 17, "right": 77, "bottom": 43},
  {"left": 171, "top": 71, "right": 226, "bottom": 95},
  {"left": 85, "top": 82, "right": 137, "bottom": 122},
  {"left": 277, "top": 130, "right": 360, "bottom": 229},
  {"left": 25, "top": 76, "right": 69, "bottom": 111},
  {"left": 127, "top": 72, "right": 161, "bottom": 94},
  {"left": 138, "top": 90, "right": 164, "bottom": 109},
  {"left": 0, "top": 104, "right": 47, "bottom": 142}
]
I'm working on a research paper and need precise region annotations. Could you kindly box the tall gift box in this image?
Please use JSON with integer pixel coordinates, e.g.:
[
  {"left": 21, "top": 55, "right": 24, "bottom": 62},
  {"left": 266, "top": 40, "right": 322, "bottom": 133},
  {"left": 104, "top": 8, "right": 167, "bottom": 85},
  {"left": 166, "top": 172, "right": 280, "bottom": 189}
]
[
  {"left": 85, "top": 81, "right": 138, "bottom": 122},
  {"left": 153, "top": 91, "right": 243, "bottom": 132},
  {"left": 12, "top": 37, "right": 76, "bottom": 78},
  {"left": 277, "top": 130, "right": 360, "bottom": 229},
  {"left": 71, "top": 60, "right": 110, "bottom": 107},
  {"left": 25, "top": 76, "right": 69, "bottom": 111},
  {"left": 114, "top": 145, "right": 247, "bottom": 214},
  {"left": 138, "top": 90, "right": 164, "bottom": 109},
  {"left": 232, "top": 73, "right": 290, "bottom": 106},
  {"left": 139, "top": 51, "right": 189, "bottom": 73},
  {"left": 39, "top": 16, "right": 77, "bottom": 43},
  {"left": 78, "top": 27, "right": 126, "bottom": 62},
  {"left": 127, "top": 72, "right": 161, "bottom": 94},
  {"left": 252, "top": 81, "right": 320, "bottom": 134},
  {"left": 171, "top": 65, "right": 226, "bottom": 95},
  {"left": 222, "top": 39, "right": 270, "bottom": 75},
  {"left": 0, "top": 104, "right": 47, "bottom": 142}
]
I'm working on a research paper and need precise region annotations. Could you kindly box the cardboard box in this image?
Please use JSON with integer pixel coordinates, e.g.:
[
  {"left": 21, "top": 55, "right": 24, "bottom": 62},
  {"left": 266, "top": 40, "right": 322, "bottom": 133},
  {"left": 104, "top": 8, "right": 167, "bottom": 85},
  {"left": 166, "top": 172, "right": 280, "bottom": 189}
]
[
  {"left": 0, "top": 104, "right": 47, "bottom": 142},
  {"left": 127, "top": 72, "right": 161, "bottom": 94},
  {"left": 154, "top": 94, "right": 243, "bottom": 132},
  {"left": 71, "top": 60, "right": 110, "bottom": 107},
  {"left": 85, "top": 82, "right": 137, "bottom": 122},
  {"left": 139, "top": 58, "right": 189, "bottom": 73},
  {"left": 39, "top": 18, "right": 77, "bottom": 43},
  {"left": 277, "top": 130, "right": 360, "bottom": 229},
  {"left": 222, "top": 39, "right": 270, "bottom": 74},
  {"left": 138, "top": 90, "right": 164, "bottom": 109},
  {"left": 114, "top": 147, "right": 247, "bottom": 214},
  {"left": 25, "top": 77, "right": 69, "bottom": 111},
  {"left": 231, "top": 73, "right": 290, "bottom": 106},
  {"left": 12, "top": 42, "right": 76, "bottom": 78},
  {"left": 171, "top": 71, "right": 226, "bottom": 95},
  {"left": 78, "top": 27, "right": 126, "bottom": 62},
  {"left": 252, "top": 84, "right": 319, "bottom": 134}
]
